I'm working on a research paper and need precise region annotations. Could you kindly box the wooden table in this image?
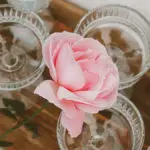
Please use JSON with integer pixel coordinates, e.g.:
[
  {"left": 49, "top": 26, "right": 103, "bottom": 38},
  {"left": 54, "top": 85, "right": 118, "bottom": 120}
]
[{"left": 0, "top": 0, "right": 150, "bottom": 149}]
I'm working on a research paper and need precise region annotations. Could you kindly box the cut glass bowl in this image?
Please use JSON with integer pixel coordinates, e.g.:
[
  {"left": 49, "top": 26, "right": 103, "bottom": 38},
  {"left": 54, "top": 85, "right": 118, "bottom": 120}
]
[
  {"left": 57, "top": 94, "right": 145, "bottom": 150},
  {"left": 0, "top": 5, "right": 48, "bottom": 91},
  {"left": 75, "top": 5, "right": 150, "bottom": 89}
]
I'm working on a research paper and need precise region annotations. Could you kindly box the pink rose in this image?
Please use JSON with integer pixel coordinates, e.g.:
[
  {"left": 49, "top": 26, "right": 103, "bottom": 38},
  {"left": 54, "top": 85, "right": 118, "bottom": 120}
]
[{"left": 35, "top": 31, "right": 119, "bottom": 137}]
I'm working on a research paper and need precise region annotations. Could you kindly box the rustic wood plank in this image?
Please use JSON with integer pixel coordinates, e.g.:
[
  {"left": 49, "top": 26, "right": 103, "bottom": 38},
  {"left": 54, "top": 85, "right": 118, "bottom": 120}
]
[
  {"left": 0, "top": 102, "right": 60, "bottom": 150},
  {"left": 50, "top": 0, "right": 87, "bottom": 29}
]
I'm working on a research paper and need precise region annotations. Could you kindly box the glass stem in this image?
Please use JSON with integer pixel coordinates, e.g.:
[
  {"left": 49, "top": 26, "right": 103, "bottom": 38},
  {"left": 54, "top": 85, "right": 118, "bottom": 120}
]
[
  {"left": 0, "top": 101, "right": 49, "bottom": 140},
  {"left": 85, "top": 114, "right": 98, "bottom": 137}
]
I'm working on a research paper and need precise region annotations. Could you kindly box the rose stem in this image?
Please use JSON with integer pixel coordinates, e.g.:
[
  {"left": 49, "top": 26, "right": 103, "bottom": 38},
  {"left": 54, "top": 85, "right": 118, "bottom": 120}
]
[{"left": 0, "top": 101, "right": 49, "bottom": 140}]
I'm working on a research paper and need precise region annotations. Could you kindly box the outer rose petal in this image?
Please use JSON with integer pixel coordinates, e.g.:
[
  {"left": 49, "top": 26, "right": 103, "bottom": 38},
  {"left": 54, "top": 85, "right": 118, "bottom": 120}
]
[
  {"left": 77, "top": 103, "right": 100, "bottom": 113},
  {"left": 57, "top": 86, "right": 104, "bottom": 109},
  {"left": 61, "top": 110, "right": 85, "bottom": 137},
  {"left": 35, "top": 81, "right": 78, "bottom": 119},
  {"left": 73, "top": 38, "right": 107, "bottom": 55},
  {"left": 42, "top": 38, "right": 57, "bottom": 80},
  {"left": 48, "top": 32, "right": 83, "bottom": 56},
  {"left": 42, "top": 32, "right": 83, "bottom": 81},
  {"left": 99, "top": 73, "right": 118, "bottom": 96},
  {"left": 56, "top": 43, "right": 85, "bottom": 91},
  {"left": 95, "top": 88, "right": 118, "bottom": 109},
  {"left": 51, "top": 32, "right": 83, "bottom": 65},
  {"left": 34, "top": 80, "right": 59, "bottom": 104},
  {"left": 57, "top": 86, "right": 92, "bottom": 105},
  {"left": 96, "top": 55, "right": 113, "bottom": 71},
  {"left": 75, "top": 89, "right": 99, "bottom": 101},
  {"left": 92, "top": 56, "right": 115, "bottom": 91},
  {"left": 52, "top": 40, "right": 66, "bottom": 66},
  {"left": 74, "top": 48, "right": 100, "bottom": 61},
  {"left": 60, "top": 101, "right": 78, "bottom": 119},
  {"left": 91, "top": 68, "right": 106, "bottom": 91}
]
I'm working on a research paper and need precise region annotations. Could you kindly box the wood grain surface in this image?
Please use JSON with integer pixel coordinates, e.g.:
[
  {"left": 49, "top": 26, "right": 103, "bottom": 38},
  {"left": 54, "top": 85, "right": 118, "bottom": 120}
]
[{"left": 50, "top": 0, "right": 87, "bottom": 29}]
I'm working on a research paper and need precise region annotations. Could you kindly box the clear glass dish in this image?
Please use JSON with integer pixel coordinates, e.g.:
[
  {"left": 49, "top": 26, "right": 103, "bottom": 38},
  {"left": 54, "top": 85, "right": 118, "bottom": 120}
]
[
  {"left": 74, "top": 5, "right": 150, "bottom": 90},
  {"left": 0, "top": 5, "right": 48, "bottom": 91},
  {"left": 57, "top": 94, "right": 145, "bottom": 150}
]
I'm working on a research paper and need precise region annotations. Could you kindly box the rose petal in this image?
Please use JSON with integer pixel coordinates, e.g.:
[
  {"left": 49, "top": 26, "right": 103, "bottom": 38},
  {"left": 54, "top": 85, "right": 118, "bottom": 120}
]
[
  {"left": 52, "top": 40, "right": 66, "bottom": 66},
  {"left": 42, "top": 32, "right": 83, "bottom": 80},
  {"left": 56, "top": 43, "right": 85, "bottom": 91},
  {"left": 46, "top": 32, "right": 82, "bottom": 54},
  {"left": 57, "top": 86, "right": 91, "bottom": 105},
  {"left": 42, "top": 38, "right": 57, "bottom": 80},
  {"left": 52, "top": 32, "right": 83, "bottom": 64},
  {"left": 61, "top": 110, "right": 85, "bottom": 137},
  {"left": 75, "top": 90, "right": 99, "bottom": 101},
  {"left": 75, "top": 71, "right": 100, "bottom": 100},
  {"left": 61, "top": 100, "right": 78, "bottom": 119},
  {"left": 84, "top": 71, "right": 99, "bottom": 89},
  {"left": 99, "top": 73, "right": 118, "bottom": 96},
  {"left": 51, "top": 32, "right": 82, "bottom": 46},
  {"left": 96, "top": 55, "right": 110, "bottom": 70},
  {"left": 95, "top": 88, "right": 118, "bottom": 109},
  {"left": 57, "top": 86, "right": 101, "bottom": 109},
  {"left": 35, "top": 81, "right": 78, "bottom": 119},
  {"left": 92, "top": 56, "right": 114, "bottom": 91},
  {"left": 77, "top": 103, "right": 100, "bottom": 113},
  {"left": 50, "top": 32, "right": 83, "bottom": 56},
  {"left": 34, "top": 80, "right": 60, "bottom": 106},
  {"left": 73, "top": 38, "right": 107, "bottom": 55},
  {"left": 91, "top": 69, "right": 106, "bottom": 92},
  {"left": 78, "top": 59, "right": 99, "bottom": 74},
  {"left": 74, "top": 48, "right": 100, "bottom": 61}
]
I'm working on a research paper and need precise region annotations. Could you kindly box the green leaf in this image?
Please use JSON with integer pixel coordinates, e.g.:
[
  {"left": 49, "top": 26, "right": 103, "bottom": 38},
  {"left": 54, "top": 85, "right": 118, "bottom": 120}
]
[
  {"left": 24, "top": 122, "right": 39, "bottom": 139},
  {"left": 0, "top": 141, "right": 13, "bottom": 147},
  {"left": 3, "top": 98, "right": 26, "bottom": 115},
  {"left": 0, "top": 108, "right": 17, "bottom": 120}
]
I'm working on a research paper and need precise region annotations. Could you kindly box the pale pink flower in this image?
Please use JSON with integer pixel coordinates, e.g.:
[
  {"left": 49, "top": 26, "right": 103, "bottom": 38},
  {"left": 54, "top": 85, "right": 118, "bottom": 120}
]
[{"left": 35, "top": 31, "right": 119, "bottom": 137}]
